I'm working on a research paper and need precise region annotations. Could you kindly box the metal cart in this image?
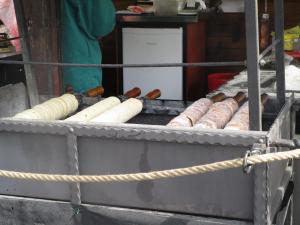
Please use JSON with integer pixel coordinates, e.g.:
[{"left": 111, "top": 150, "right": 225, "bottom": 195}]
[{"left": 0, "top": 0, "right": 295, "bottom": 225}]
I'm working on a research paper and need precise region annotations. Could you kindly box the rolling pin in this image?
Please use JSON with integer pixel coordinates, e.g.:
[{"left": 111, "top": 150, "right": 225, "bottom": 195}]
[
  {"left": 194, "top": 92, "right": 247, "bottom": 129},
  {"left": 65, "top": 85, "right": 105, "bottom": 97},
  {"left": 167, "top": 92, "right": 226, "bottom": 127},
  {"left": 14, "top": 94, "right": 79, "bottom": 120},
  {"left": 65, "top": 96, "right": 121, "bottom": 122},
  {"left": 65, "top": 88, "right": 141, "bottom": 122},
  {"left": 90, "top": 89, "right": 161, "bottom": 124},
  {"left": 118, "top": 88, "right": 160, "bottom": 102},
  {"left": 224, "top": 94, "right": 269, "bottom": 131},
  {"left": 141, "top": 89, "right": 161, "bottom": 100},
  {"left": 116, "top": 87, "right": 142, "bottom": 102},
  {"left": 123, "top": 87, "right": 141, "bottom": 98},
  {"left": 86, "top": 86, "right": 105, "bottom": 97},
  {"left": 90, "top": 98, "right": 143, "bottom": 124}
]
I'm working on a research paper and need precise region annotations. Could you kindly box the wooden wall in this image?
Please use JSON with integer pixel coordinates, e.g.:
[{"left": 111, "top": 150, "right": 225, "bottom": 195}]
[
  {"left": 104, "top": 0, "right": 300, "bottom": 97},
  {"left": 206, "top": 0, "right": 300, "bottom": 75},
  {"left": 22, "top": 0, "right": 61, "bottom": 96},
  {"left": 205, "top": 13, "right": 246, "bottom": 76},
  {"left": 113, "top": 0, "right": 135, "bottom": 10},
  {"left": 15, "top": 0, "right": 300, "bottom": 97}
]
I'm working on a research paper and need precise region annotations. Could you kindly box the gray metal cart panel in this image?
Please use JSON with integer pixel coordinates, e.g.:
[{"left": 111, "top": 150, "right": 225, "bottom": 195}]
[
  {"left": 0, "top": 97, "right": 293, "bottom": 224},
  {"left": 0, "top": 0, "right": 288, "bottom": 223},
  {"left": 0, "top": 195, "right": 252, "bottom": 225},
  {"left": 267, "top": 99, "right": 293, "bottom": 223},
  {"left": 79, "top": 138, "right": 253, "bottom": 219},
  {"left": 0, "top": 132, "right": 70, "bottom": 200}
]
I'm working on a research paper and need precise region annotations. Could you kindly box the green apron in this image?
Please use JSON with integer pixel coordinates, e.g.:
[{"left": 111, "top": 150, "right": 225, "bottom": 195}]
[{"left": 61, "top": 0, "right": 115, "bottom": 93}]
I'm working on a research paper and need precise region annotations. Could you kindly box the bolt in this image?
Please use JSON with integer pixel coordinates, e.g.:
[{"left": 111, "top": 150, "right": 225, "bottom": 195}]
[{"left": 258, "top": 139, "right": 264, "bottom": 144}]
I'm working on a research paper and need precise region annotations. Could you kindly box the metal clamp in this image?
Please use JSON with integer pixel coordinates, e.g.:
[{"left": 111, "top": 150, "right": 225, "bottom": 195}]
[
  {"left": 243, "top": 150, "right": 253, "bottom": 174},
  {"left": 243, "top": 143, "right": 264, "bottom": 174}
]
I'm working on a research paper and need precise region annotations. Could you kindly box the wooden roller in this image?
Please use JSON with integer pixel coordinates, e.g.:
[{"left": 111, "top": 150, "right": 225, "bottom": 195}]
[
  {"left": 14, "top": 94, "right": 79, "bottom": 120},
  {"left": 210, "top": 92, "right": 226, "bottom": 103},
  {"left": 167, "top": 114, "right": 193, "bottom": 127},
  {"left": 167, "top": 92, "right": 226, "bottom": 127},
  {"left": 194, "top": 92, "right": 246, "bottom": 129},
  {"left": 124, "top": 87, "right": 141, "bottom": 98},
  {"left": 232, "top": 92, "right": 247, "bottom": 106},
  {"left": 144, "top": 89, "right": 161, "bottom": 100},
  {"left": 91, "top": 98, "right": 143, "bottom": 124},
  {"left": 87, "top": 86, "right": 105, "bottom": 97},
  {"left": 224, "top": 94, "right": 269, "bottom": 131},
  {"left": 65, "top": 96, "right": 121, "bottom": 122}
]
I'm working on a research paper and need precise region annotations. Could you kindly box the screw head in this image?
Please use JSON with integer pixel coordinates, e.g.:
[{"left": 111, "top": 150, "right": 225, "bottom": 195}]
[{"left": 258, "top": 139, "right": 264, "bottom": 144}]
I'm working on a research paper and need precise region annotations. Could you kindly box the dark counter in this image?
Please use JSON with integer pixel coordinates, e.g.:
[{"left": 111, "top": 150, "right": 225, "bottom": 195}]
[
  {"left": 116, "top": 14, "right": 198, "bottom": 24},
  {"left": 116, "top": 9, "right": 223, "bottom": 24}
]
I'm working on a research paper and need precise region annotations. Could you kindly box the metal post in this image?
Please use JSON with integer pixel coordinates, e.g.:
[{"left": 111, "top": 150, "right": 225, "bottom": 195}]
[
  {"left": 245, "top": 0, "right": 262, "bottom": 131},
  {"left": 13, "top": 0, "right": 39, "bottom": 107},
  {"left": 274, "top": 0, "right": 286, "bottom": 109}
]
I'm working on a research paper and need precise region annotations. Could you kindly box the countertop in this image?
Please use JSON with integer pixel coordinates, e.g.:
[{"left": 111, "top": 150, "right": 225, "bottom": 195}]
[
  {"left": 116, "top": 9, "right": 223, "bottom": 24},
  {"left": 117, "top": 13, "right": 199, "bottom": 24}
]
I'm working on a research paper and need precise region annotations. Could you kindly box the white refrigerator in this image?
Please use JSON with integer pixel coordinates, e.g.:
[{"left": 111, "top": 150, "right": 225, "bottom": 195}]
[{"left": 122, "top": 28, "right": 183, "bottom": 100}]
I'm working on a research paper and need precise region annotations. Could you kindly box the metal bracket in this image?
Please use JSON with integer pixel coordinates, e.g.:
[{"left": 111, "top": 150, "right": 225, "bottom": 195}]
[
  {"left": 269, "top": 138, "right": 300, "bottom": 150},
  {"left": 243, "top": 143, "right": 266, "bottom": 174}
]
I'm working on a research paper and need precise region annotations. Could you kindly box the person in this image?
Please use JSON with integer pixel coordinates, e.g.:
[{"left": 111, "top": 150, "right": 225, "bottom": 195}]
[{"left": 61, "top": 0, "right": 116, "bottom": 94}]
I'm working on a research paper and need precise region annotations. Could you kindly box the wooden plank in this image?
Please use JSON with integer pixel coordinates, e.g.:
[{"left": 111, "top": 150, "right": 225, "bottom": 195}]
[
  {"left": 207, "top": 37, "right": 246, "bottom": 49},
  {"left": 13, "top": 0, "right": 39, "bottom": 107},
  {"left": 22, "top": 0, "right": 61, "bottom": 96},
  {"left": 185, "top": 22, "right": 206, "bottom": 100},
  {"left": 206, "top": 49, "right": 246, "bottom": 61}
]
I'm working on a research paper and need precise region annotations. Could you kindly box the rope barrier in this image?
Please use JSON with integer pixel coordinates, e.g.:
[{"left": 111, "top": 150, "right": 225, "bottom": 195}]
[{"left": 0, "top": 148, "right": 298, "bottom": 183}]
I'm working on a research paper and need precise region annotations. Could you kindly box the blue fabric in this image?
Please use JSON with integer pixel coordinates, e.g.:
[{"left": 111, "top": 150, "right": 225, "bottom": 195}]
[{"left": 61, "top": 0, "right": 115, "bottom": 93}]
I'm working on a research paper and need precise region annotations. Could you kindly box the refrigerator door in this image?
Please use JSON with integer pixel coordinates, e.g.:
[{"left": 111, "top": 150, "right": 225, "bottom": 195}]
[{"left": 123, "top": 28, "right": 183, "bottom": 100}]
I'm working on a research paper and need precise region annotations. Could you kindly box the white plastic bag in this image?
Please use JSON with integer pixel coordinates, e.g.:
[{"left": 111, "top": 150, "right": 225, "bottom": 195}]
[{"left": 196, "top": 0, "right": 207, "bottom": 10}]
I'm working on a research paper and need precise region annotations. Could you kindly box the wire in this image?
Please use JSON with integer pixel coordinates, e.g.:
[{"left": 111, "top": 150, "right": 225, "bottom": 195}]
[{"left": 0, "top": 59, "right": 246, "bottom": 68}]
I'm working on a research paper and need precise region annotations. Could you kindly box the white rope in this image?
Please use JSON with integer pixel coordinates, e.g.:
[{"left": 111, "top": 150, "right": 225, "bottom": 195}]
[{"left": 0, "top": 149, "right": 298, "bottom": 183}]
